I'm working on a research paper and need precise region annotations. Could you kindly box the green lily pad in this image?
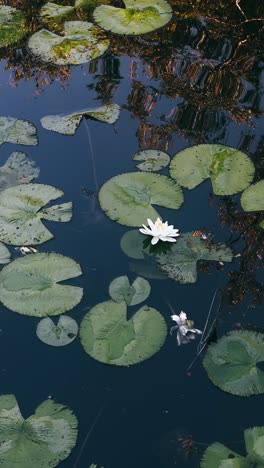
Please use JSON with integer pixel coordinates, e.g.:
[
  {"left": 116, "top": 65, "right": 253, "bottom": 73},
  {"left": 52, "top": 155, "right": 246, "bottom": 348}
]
[
  {"left": 0, "top": 242, "right": 10, "bottom": 264},
  {"left": 41, "top": 103, "right": 120, "bottom": 135},
  {"left": 0, "top": 394, "right": 78, "bottom": 467},
  {"left": 169, "top": 144, "right": 255, "bottom": 195},
  {"left": 109, "top": 275, "right": 151, "bottom": 306},
  {"left": 120, "top": 230, "right": 148, "bottom": 259},
  {"left": 201, "top": 442, "right": 246, "bottom": 468},
  {"left": 99, "top": 172, "right": 184, "bottom": 227},
  {"left": 0, "top": 253, "right": 83, "bottom": 317},
  {"left": 241, "top": 180, "right": 264, "bottom": 213},
  {"left": 129, "top": 259, "right": 167, "bottom": 280},
  {"left": 0, "top": 152, "right": 39, "bottom": 190},
  {"left": 201, "top": 427, "right": 264, "bottom": 467},
  {"left": 93, "top": 0, "right": 172, "bottom": 35},
  {"left": 203, "top": 330, "right": 264, "bottom": 396},
  {"left": 0, "top": 183, "right": 72, "bottom": 246},
  {"left": 40, "top": 0, "right": 107, "bottom": 25},
  {"left": 0, "top": 117, "right": 38, "bottom": 146},
  {"left": 28, "top": 21, "right": 110, "bottom": 65},
  {"left": 80, "top": 300, "right": 167, "bottom": 366},
  {"left": 156, "top": 232, "right": 233, "bottom": 284},
  {"left": 37, "top": 316, "right": 79, "bottom": 346},
  {"left": 133, "top": 149, "right": 170, "bottom": 172},
  {"left": 0, "top": 6, "right": 28, "bottom": 47}
]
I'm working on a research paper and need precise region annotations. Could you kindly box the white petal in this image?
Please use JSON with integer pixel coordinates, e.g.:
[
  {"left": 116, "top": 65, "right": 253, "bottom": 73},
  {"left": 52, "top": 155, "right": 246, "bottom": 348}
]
[
  {"left": 176, "top": 331, "right": 182, "bottom": 346},
  {"left": 179, "top": 325, "right": 189, "bottom": 335},
  {"left": 151, "top": 236, "right": 160, "bottom": 245},
  {"left": 155, "top": 217, "right": 162, "bottom": 226},
  {"left": 160, "top": 236, "right": 176, "bottom": 242},
  {"left": 147, "top": 218, "right": 155, "bottom": 229},
  {"left": 179, "top": 311, "right": 187, "bottom": 323},
  {"left": 139, "top": 228, "right": 152, "bottom": 235},
  {"left": 189, "top": 328, "right": 202, "bottom": 335},
  {"left": 171, "top": 314, "right": 180, "bottom": 324}
]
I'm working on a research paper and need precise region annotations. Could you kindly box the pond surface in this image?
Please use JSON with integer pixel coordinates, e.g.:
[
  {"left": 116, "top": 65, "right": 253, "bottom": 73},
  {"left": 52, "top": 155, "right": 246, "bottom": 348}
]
[{"left": 0, "top": 0, "right": 264, "bottom": 467}]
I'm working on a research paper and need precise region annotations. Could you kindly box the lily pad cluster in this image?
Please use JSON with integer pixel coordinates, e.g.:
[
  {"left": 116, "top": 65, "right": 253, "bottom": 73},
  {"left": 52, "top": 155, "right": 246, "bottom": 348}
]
[
  {"left": 201, "top": 426, "right": 264, "bottom": 467},
  {"left": 28, "top": 21, "right": 110, "bottom": 65},
  {"left": 0, "top": 395, "right": 78, "bottom": 467}
]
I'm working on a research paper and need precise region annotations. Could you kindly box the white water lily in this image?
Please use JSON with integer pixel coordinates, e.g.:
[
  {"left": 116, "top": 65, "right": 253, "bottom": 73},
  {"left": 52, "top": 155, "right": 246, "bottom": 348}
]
[
  {"left": 170, "top": 311, "right": 202, "bottom": 346},
  {"left": 139, "top": 217, "right": 180, "bottom": 245}
]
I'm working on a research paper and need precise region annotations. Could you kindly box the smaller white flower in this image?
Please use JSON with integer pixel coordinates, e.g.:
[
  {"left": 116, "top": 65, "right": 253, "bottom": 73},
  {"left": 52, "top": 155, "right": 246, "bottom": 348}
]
[
  {"left": 139, "top": 217, "right": 180, "bottom": 245},
  {"left": 170, "top": 311, "right": 202, "bottom": 346}
]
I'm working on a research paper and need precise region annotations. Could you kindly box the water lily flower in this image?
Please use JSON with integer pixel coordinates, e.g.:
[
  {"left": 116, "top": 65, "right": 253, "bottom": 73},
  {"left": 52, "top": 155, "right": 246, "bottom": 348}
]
[
  {"left": 139, "top": 217, "right": 180, "bottom": 245},
  {"left": 19, "top": 246, "right": 38, "bottom": 255},
  {"left": 170, "top": 311, "right": 202, "bottom": 346}
]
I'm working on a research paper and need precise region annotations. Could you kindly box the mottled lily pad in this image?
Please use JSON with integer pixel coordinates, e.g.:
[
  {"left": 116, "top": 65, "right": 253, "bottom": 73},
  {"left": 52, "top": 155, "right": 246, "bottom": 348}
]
[
  {"left": 203, "top": 330, "right": 264, "bottom": 396},
  {"left": 0, "top": 183, "right": 72, "bottom": 246},
  {"left": 156, "top": 232, "right": 233, "bottom": 284},
  {"left": 0, "top": 242, "right": 10, "bottom": 264},
  {"left": 41, "top": 103, "right": 120, "bottom": 135},
  {"left": 28, "top": 21, "right": 110, "bottom": 65},
  {"left": 201, "top": 427, "right": 264, "bottom": 467},
  {"left": 0, "top": 394, "right": 78, "bottom": 467},
  {"left": 40, "top": 0, "right": 108, "bottom": 25},
  {"left": 169, "top": 144, "right": 255, "bottom": 195},
  {"left": 80, "top": 300, "right": 167, "bottom": 366},
  {"left": 133, "top": 149, "right": 170, "bottom": 172},
  {"left": 0, "top": 6, "right": 28, "bottom": 47},
  {"left": 93, "top": 0, "right": 172, "bottom": 35},
  {"left": 0, "top": 253, "right": 83, "bottom": 317},
  {"left": 0, "top": 152, "right": 39, "bottom": 190},
  {"left": 0, "top": 117, "right": 38, "bottom": 146},
  {"left": 109, "top": 275, "right": 151, "bottom": 306},
  {"left": 99, "top": 172, "right": 184, "bottom": 227},
  {"left": 37, "top": 316, "right": 78, "bottom": 346}
]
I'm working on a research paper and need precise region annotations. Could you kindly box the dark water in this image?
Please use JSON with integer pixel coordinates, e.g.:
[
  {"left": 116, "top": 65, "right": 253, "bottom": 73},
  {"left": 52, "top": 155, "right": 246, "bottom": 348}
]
[{"left": 0, "top": 1, "right": 264, "bottom": 467}]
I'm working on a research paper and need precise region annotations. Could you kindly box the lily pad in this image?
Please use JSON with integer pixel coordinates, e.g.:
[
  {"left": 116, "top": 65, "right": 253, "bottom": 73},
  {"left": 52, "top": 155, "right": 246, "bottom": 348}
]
[
  {"left": 80, "top": 300, "right": 167, "bottom": 366},
  {"left": 37, "top": 316, "right": 79, "bottom": 346},
  {"left": 40, "top": 0, "right": 108, "bottom": 24},
  {"left": 93, "top": 0, "right": 172, "bottom": 35},
  {"left": 0, "top": 394, "right": 78, "bottom": 467},
  {"left": 109, "top": 275, "right": 151, "bottom": 306},
  {"left": 156, "top": 232, "right": 233, "bottom": 284},
  {"left": 0, "top": 253, "right": 83, "bottom": 317},
  {"left": 203, "top": 330, "right": 264, "bottom": 396},
  {"left": 201, "top": 427, "right": 264, "bottom": 467},
  {"left": 0, "top": 117, "right": 38, "bottom": 146},
  {"left": 169, "top": 144, "right": 255, "bottom": 195},
  {"left": 0, "top": 183, "right": 72, "bottom": 246},
  {"left": 129, "top": 259, "right": 167, "bottom": 280},
  {"left": 0, "top": 152, "right": 39, "bottom": 190},
  {"left": 0, "top": 242, "right": 10, "bottom": 264},
  {"left": 120, "top": 230, "right": 148, "bottom": 259},
  {"left": 241, "top": 180, "right": 264, "bottom": 214},
  {"left": 41, "top": 103, "right": 120, "bottom": 135},
  {"left": 28, "top": 21, "right": 110, "bottom": 65},
  {"left": 0, "top": 6, "right": 28, "bottom": 47},
  {"left": 99, "top": 172, "right": 184, "bottom": 227},
  {"left": 133, "top": 149, "right": 170, "bottom": 172}
]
